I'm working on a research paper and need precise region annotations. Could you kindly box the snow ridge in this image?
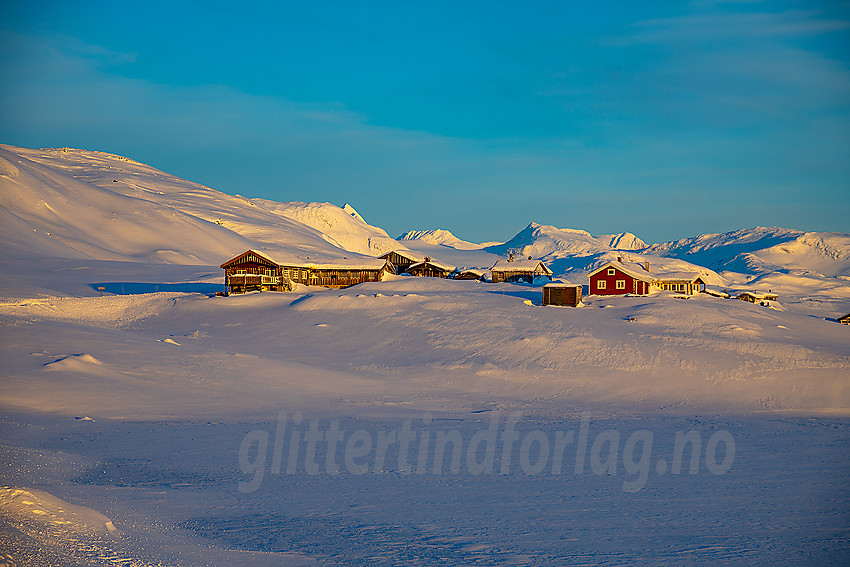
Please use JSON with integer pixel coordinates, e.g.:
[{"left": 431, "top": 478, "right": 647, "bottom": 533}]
[{"left": 398, "top": 229, "right": 483, "bottom": 250}]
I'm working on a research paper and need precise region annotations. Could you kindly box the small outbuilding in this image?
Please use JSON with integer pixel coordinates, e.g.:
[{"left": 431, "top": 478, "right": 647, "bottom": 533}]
[
  {"left": 542, "top": 282, "right": 582, "bottom": 307},
  {"left": 836, "top": 313, "right": 850, "bottom": 325},
  {"left": 737, "top": 291, "right": 779, "bottom": 303},
  {"left": 455, "top": 268, "right": 488, "bottom": 281}
]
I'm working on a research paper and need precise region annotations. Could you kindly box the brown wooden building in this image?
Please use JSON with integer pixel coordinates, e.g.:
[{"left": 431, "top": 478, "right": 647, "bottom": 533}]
[
  {"left": 221, "top": 250, "right": 284, "bottom": 293},
  {"left": 221, "top": 250, "right": 393, "bottom": 293},
  {"left": 279, "top": 258, "right": 394, "bottom": 288},
  {"left": 406, "top": 257, "right": 455, "bottom": 278},
  {"left": 455, "top": 268, "right": 488, "bottom": 281},
  {"left": 542, "top": 282, "right": 582, "bottom": 306},
  {"left": 378, "top": 250, "right": 421, "bottom": 274},
  {"left": 490, "top": 259, "right": 553, "bottom": 283}
]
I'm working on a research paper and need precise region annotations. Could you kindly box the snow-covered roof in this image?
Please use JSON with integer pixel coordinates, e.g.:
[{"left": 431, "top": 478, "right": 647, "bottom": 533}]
[
  {"left": 408, "top": 259, "right": 455, "bottom": 272},
  {"left": 654, "top": 271, "right": 705, "bottom": 283},
  {"left": 737, "top": 291, "right": 779, "bottom": 300},
  {"left": 281, "top": 258, "right": 391, "bottom": 270},
  {"left": 588, "top": 261, "right": 654, "bottom": 282},
  {"left": 220, "top": 249, "right": 279, "bottom": 268},
  {"left": 458, "top": 268, "right": 488, "bottom": 276},
  {"left": 490, "top": 259, "right": 552, "bottom": 274},
  {"left": 543, "top": 282, "right": 581, "bottom": 288},
  {"left": 378, "top": 249, "right": 421, "bottom": 263}
]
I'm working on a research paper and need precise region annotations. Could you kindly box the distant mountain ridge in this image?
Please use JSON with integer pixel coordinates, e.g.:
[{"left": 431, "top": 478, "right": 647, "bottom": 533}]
[
  {"left": 250, "top": 199, "right": 400, "bottom": 256},
  {"left": 2, "top": 144, "right": 848, "bottom": 291}
]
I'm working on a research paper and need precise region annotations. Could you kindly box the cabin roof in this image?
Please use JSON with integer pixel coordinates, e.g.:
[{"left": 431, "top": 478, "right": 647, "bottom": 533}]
[
  {"left": 543, "top": 281, "right": 581, "bottom": 288},
  {"left": 222, "top": 249, "right": 390, "bottom": 271},
  {"left": 281, "top": 258, "right": 391, "bottom": 270},
  {"left": 378, "top": 250, "right": 421, "bottom": 263},
  {"left": 737, "top": 291, "right": 778, "bottom": 299},
  {"left": 408, "top": 259, "right": 455, "bottom": 271},
  {"left": 220, "top": 249, "right": 279, "bottom": 269},
  {"left": 588, "top": 261, "right": 654, "bottom": 282},
  {"left": 654, "top": 271, "right": 705, "bottom": 283},
  {"left": 490, "top": 259, "right": 552, "bottom": 274}
]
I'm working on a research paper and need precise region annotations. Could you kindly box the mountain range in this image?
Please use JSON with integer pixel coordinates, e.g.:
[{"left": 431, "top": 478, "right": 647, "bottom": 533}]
[{"left": 2, "top": 143, "right": 848, "bottom": 300}]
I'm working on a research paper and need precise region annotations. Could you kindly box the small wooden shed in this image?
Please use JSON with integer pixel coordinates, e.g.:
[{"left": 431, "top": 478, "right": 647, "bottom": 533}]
[
  {"left": 543, "top": 282, "right": 582, "bottom": 307},
  {"left": 837, "top": 313, "right": 850, "bottom": 325},
  {"left": 455, "top": 268, "right": 488, "bottom": 281},
  {"left": 737, "top": 291, "right": 779, "bottom": 303}
]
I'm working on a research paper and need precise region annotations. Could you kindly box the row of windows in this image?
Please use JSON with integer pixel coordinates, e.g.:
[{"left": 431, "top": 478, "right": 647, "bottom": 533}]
[
  {"left": 659, "top": 283, "right": 694, "bottom": 292},
  {"left": 597, "top": 280, "right": 627, "bottom": 290}
]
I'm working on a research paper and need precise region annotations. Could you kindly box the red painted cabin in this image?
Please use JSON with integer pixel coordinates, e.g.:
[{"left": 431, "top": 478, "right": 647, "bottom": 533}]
[{"left": 588, "top": 261, "right": 652, "bottom": 296}]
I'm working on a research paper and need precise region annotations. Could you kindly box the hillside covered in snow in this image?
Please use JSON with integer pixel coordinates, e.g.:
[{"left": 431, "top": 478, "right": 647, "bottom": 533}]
[
  {"left": 0, "top": 144, "right": 400, "bottom": 265},
  {"left": 3, "top": 144, "right": 849, "bottom": 305}
]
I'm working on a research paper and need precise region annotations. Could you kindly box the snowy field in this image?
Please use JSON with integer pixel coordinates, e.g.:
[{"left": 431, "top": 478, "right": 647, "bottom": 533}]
[
  {"left": 1, "top": 411, "right": 849, "bottom": 566},
  {"left": 2, "top": 264, "right": 849, "bottom": 565},
  {"left": 2, "top": 144, "right": 849, "bottom": 564}
]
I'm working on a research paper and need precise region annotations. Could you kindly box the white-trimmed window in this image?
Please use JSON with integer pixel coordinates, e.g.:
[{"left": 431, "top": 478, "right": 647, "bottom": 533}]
[
  {"left": 597, "top": 280, "right": 606, "bottom": 290},
  {"left": 607, "top": 268, "right": 615, "bottom": 275},
  {"left": 616, "top": 279, "right": 626, "bottom": 290}
]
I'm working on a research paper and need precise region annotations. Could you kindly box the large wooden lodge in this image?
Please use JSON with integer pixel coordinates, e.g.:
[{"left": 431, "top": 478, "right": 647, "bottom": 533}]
[{"left": 221, "top": 250, "right": 394, "bottom": 293}]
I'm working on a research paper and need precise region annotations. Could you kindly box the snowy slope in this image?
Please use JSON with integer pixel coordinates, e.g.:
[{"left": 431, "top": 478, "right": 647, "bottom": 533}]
[
  {"left": 0, "top": 145, "right": 387, "bottom": 263},
  {"left": 1, "top": 277, "right": 848, "bottom": 418},
  {"left": 250, "top": 199, "right": 401, "bottom": 256},
  {"left": 0, "top": 146, "right": 263, "bottom": 264}
]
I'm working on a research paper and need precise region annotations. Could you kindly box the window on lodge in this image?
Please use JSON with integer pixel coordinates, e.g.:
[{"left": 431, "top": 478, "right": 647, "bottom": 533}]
[
  {"left": 616, "top": 280, "right": 626, "bottom": 289},
  {"left": 597, "top": 280, "right": 606, "bottom": 289},
  {"left": 607, "top": 268, "right": 615, "bottom": 275}
]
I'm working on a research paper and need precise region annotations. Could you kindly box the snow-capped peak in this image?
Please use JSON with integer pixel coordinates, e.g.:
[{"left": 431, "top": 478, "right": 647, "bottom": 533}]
[
  {"left": 397, "top": 229, "right": 484, "bottom": 250},
  {"left": 596, "top": 232, "right": 648, "bottom": 250},
  {"left": 343, "top": 203, "right": 365, "bottom": 224}
]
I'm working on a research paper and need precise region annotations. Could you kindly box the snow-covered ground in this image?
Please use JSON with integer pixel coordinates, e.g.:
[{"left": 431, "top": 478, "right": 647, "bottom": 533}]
[{"left": 1, "top": 144, "right": 849, "bottom": 565}]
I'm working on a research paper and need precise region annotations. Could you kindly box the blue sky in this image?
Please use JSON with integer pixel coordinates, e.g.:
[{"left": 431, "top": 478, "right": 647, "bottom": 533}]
[{"left": 2, "top": 1, "right": 848, "bottom": 244}]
